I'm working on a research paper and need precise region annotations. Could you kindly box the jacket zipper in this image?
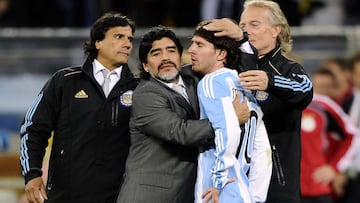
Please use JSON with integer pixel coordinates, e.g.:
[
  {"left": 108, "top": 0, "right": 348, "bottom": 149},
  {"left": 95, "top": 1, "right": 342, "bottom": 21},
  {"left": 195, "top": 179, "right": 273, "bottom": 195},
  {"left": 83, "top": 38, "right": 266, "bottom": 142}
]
[
  {"left": 111, "top": 101, "right": 118, "bottom": 127},
  {"left": 271, "top": 145, "right": 285, "bottom": 186},
  {"left": 47, "top": 149, "right": 64, "bottom": 191}
]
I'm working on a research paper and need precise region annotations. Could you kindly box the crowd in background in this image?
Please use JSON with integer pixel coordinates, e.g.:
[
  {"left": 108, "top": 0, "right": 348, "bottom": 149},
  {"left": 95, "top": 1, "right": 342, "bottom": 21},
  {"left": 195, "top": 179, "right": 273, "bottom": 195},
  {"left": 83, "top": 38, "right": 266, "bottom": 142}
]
[
  {"left": 1, "top": 0, "right": 360, "bottom": 28},
  {"left": 300, "top": 52, "right": 360, "bottom": 203}
]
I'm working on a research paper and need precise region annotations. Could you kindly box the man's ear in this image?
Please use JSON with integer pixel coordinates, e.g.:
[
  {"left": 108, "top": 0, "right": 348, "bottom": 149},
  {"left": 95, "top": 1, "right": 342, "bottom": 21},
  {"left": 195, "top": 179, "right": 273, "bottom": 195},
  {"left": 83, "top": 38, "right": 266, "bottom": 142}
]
[
  {"left": 95, "top": 40, "right": 102, "bottom": 49},
  {"left": 217, "top": 49, "right": 227, "bottom": 61},
  {"left": 142, "top": 63, "right": 149, "bottom": 72},
  {"left": 272, "top": 25, "right": 281, "bottom": 39}
]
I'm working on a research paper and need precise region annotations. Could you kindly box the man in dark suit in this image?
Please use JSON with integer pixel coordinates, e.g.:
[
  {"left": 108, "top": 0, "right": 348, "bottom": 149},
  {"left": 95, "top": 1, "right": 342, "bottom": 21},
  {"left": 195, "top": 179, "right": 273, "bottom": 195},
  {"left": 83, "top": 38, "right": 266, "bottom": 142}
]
[{"left": 116, "top": 25, "right": 215, "bottom": 203}]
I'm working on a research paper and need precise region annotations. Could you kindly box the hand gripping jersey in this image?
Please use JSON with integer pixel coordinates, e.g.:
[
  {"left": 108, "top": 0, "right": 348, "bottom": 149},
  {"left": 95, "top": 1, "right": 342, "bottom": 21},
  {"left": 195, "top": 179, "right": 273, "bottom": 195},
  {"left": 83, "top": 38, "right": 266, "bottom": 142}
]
[{"left": 195, "top": 68, "right": 272, "bottom": 203}]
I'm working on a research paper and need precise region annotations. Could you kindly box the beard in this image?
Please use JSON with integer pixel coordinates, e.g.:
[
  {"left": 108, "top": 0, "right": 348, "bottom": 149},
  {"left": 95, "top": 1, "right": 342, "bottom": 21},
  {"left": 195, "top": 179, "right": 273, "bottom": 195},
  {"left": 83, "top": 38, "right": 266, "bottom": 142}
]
[
  {"left": 154, "top": 60, "right": 180, "bottom": 83},
  {"left": 155, "top": 70, "right": 180, "bottom": 83}
]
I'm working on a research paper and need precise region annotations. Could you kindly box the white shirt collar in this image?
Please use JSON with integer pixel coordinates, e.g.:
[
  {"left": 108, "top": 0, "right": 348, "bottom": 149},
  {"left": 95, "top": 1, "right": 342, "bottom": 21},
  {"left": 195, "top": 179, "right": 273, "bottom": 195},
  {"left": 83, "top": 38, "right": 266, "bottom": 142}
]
[{"left": 93, "top": 59, "right": 123, "bottom": 85}]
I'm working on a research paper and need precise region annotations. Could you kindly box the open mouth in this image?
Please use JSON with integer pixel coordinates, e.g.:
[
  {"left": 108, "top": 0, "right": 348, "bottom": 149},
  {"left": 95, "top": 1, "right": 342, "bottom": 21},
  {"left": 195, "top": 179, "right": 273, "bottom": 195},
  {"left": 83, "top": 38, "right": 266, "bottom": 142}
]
[{"left": 191, "top": 58, "right": 199, "bottom": 66}]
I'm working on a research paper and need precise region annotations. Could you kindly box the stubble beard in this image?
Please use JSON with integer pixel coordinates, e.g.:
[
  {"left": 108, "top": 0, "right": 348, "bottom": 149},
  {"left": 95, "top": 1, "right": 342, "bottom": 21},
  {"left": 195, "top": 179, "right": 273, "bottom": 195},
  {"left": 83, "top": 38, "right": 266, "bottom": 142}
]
[
  {"left": 155, "top": 70, "right": 180, "bottom": 83},
  {"left": 154, "top": 60, "right": 180, "bottom": 83}
]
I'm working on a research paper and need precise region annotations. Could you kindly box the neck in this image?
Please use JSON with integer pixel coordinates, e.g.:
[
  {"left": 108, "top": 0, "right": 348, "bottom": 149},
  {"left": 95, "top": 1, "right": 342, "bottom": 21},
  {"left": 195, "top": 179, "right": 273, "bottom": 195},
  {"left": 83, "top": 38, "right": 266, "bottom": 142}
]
[
  {"left": 204, "top": 63, "right": 223, "bottom": 75},
  {"left": 258, "top": 44, "right": 277, "bottom": 58},
  {"left": 96, "top": 58, "right": 122, "bottom": 71}
]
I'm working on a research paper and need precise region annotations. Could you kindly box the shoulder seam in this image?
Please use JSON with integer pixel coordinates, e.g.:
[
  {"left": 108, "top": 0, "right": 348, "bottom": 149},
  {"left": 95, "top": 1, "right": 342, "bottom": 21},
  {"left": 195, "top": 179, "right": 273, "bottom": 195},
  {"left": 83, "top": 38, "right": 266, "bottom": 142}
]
[{"left": 64, "top": 70, "right": 82, "bottom": 77}]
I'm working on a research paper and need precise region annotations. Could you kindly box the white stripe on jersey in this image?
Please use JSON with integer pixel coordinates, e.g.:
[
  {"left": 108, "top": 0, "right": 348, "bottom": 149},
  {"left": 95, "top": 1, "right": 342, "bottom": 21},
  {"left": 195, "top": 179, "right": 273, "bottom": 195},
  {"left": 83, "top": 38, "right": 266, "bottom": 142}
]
[{"left": 195, "top": 68, "right": 270, "bottom": 203}]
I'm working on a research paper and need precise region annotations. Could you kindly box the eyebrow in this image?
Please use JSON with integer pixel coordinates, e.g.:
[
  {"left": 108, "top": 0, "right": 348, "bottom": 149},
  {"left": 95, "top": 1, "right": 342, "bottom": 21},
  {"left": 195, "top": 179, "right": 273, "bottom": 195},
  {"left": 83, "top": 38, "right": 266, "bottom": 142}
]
[{"left": 149, "top": 45, "right": 177, "bottom": 54}]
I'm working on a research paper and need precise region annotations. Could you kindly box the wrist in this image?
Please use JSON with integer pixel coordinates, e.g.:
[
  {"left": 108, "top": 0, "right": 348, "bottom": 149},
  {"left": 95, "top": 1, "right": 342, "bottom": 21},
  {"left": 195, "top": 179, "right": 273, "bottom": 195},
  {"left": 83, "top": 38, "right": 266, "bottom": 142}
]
[
  {"left": 24, "top": 168, "right": 43, "bottom": 185},
  {"left": 236, "top": 31, "right": 249, "bottom": 44}
]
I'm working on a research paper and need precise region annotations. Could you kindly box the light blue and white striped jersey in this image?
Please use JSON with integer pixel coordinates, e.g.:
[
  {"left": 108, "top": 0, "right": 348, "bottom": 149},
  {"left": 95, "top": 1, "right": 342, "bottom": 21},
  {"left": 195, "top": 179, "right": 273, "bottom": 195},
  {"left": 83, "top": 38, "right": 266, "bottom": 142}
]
[{"left": 195, "top": 68, "right": 272, "bottom": 203}]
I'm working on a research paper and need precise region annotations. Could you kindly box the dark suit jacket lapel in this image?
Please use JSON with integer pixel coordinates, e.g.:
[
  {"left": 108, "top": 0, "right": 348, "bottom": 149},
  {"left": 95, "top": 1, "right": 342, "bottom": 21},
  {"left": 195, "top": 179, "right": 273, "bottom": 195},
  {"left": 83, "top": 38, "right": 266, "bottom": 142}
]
[
  {"left": 184, "top": 82, "right": 199, "bottom": 118},
  {"left": 150, "top": 77, "right": 197, "bottom": 119}
]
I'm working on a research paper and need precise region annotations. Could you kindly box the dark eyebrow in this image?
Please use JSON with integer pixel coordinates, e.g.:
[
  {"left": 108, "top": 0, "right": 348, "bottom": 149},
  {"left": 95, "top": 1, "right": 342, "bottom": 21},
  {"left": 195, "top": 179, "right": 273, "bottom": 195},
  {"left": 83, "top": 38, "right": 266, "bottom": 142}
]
[
  {"left": 114, "top": 33, "right": 134, "bottom": 40},
  {"left": 149, "top": 48, "right": 161, "bottom": 54},
  {"left": 166, "top": 45, "right": 177, "bottom": 50},
  {"left": 114, "top": 33, "right": 124, "bottom": 37},
  {"left": 149, "top": 45, "right": 177, "bottom": 54}
]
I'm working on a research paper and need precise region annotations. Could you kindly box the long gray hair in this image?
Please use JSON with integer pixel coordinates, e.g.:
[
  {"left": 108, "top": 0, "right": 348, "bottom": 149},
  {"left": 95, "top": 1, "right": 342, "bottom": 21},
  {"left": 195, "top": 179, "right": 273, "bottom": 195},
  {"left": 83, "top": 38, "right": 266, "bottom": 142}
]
[{"left": 244, "top": 0, "right": 292, "bottom": 53}]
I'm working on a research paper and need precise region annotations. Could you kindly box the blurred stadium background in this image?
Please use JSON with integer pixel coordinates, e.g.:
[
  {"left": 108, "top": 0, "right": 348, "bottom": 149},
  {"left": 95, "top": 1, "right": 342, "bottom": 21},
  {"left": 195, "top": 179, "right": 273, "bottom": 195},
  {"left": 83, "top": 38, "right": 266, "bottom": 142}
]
[{"left": 1, "top": 0, "right": 360, "bottom": 202}]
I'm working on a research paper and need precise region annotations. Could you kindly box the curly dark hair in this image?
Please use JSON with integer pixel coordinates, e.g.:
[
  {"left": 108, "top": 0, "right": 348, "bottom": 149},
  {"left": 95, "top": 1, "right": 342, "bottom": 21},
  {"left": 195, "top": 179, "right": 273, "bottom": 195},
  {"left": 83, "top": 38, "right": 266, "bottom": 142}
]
[{"left": 83, "top": 12, "right": 135, "bottom": 60}]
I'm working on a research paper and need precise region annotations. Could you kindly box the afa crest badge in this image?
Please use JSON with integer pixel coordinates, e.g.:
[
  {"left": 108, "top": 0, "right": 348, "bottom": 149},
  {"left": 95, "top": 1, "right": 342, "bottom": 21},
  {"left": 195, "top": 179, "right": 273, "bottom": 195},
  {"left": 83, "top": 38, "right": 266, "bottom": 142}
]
[
  {"left": 255, "top": 91, "right": 269, "bottom": 101},
  {"left": 120, "top": 90, "right": 133, "bottom": 107}
]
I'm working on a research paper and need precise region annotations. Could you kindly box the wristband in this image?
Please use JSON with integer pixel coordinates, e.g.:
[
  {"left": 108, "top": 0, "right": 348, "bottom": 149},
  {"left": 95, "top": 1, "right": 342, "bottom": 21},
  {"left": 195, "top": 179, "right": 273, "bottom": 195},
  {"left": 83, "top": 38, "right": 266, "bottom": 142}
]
[{"left": 237, "top": 31, "right": 249, "bottom": 44}]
